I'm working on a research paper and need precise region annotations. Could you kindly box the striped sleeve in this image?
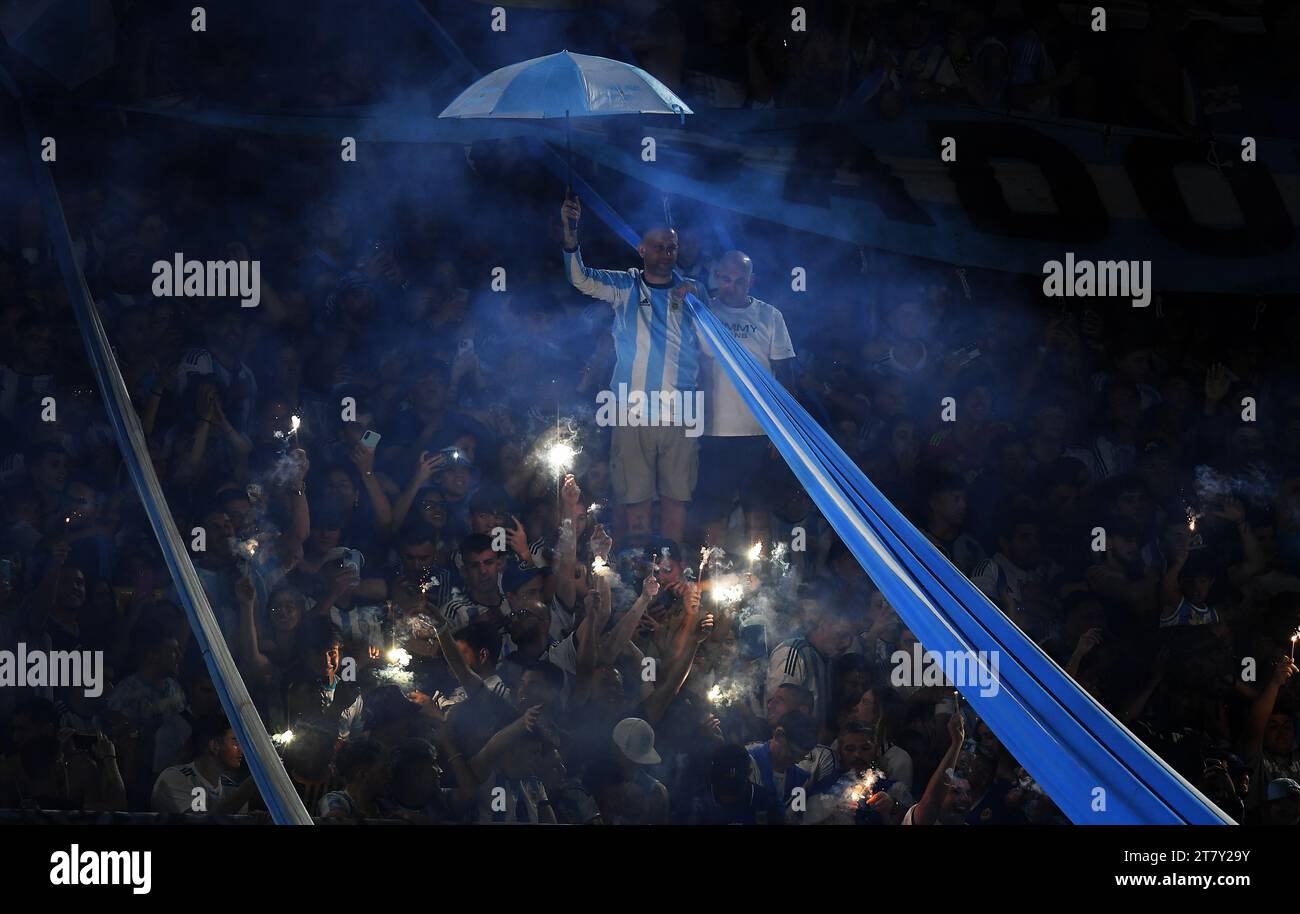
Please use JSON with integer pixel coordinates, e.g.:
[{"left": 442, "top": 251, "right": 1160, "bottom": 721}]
[
  {"left": 564, "top": 248, "right": 634, "bottom": 306},
  {"left": 970, "top": 558, "right": 1000, "bottom": 601},
  {"left": 443, "top": 595, "right": 476, "bottom": 631},
  {"left": 766, "top": 639, "right": 808, "bottom": 700},
  {"left": 483, "top": 673, "right": 515, "bottom": 707},
  {"left": 512, "top": 536, "right": 548, "bottom": 570}
]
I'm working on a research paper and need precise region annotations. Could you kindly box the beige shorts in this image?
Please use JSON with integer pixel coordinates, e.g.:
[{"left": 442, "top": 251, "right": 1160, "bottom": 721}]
[{"left": 611, "top": 424, "right": 699, "bottom": 504}]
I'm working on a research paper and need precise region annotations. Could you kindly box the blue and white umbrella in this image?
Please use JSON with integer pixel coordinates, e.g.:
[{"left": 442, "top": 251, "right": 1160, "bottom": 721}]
[
  {"left": 439, "top": 49, "right": 691, "bottom": 120},
  {"left": 438, "top": 50, "right": 692, "bottom": 192}
]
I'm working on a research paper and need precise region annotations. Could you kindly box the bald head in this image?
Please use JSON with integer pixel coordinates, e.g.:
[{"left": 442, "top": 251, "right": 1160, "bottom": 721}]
[
  {"left": 638, "top": 225, "right": 678, "bottom": 282},
  {"left": 714, "top": 250, "right": 754, "bottom": 307}
]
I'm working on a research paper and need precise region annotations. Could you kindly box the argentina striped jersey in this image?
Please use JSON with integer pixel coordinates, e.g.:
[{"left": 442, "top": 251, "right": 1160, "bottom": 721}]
[{"left": 563, "top": 247, "right": 700, "bottom": 396}]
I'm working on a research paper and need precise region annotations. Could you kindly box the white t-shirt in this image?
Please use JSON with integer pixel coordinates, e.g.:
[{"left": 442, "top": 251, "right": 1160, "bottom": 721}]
[
  {"left": 700, "top": 297, "right": 795, "bottom": 437},
  {"left": 151, "top": 764, "right": 244, "bottom": 814}
]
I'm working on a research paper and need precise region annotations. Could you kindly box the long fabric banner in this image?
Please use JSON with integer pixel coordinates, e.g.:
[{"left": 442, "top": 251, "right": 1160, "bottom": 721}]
[
  {"left": 1, "top": 69, "right": 313, "bottom": 826},
  {"left": 688, "top": 296, "right": 1232, "bottom": 824}
]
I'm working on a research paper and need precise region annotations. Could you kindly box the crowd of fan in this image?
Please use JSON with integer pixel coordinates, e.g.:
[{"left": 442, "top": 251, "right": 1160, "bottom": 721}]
[{"left": 0, "top": 0, "right": 1298, "bottom": 826}]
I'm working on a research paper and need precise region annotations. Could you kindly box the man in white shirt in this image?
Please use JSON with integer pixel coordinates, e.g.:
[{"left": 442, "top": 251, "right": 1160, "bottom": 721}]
[
  {"left": 151, "top": 716, "right": 257, "bottom": 815},
  {"left": 696, "top": 251, "right": 797, "bottom": 549}
]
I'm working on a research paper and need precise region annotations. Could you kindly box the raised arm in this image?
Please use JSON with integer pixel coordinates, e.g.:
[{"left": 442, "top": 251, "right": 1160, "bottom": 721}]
[
  {"left": 575, "top": 574, "right": 613, "bottom": 699},
  {"left": 561, "top": 195, "right": 633, "bottom": 304},
  {"left": 429, "top": 602, "right": 487, "bottom": 699},
  {"left": 600, "top": 574, "right": 657, "bottom": 667},
  {"left": 349, "top": 442, "right": 393, "bottom": 531},
  {"left": 470, "top": 705, "right": 543, "bottom": 781},
  {"left": 1160, "top": 546, "right": 1188, "bottom": 615},
  {"left": 643, "top": 586, "right": 713, "bottom": 725},
  {"left": 1238, "top": 654, "right": 1297, "bottom": 757},
  {"left": 234, "top": 568, "right": 274, "bottom": 687},
  {"left": 912, "top": 711, "right": 965, "bottom": 826},
  {"left": 391, "top": 450, "right": 445, "bottom": 535}
]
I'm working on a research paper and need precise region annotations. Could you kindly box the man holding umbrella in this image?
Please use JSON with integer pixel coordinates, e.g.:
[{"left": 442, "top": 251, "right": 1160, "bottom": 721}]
[{"left": 561, "top": 194, "right": 701, "bottom": 546}]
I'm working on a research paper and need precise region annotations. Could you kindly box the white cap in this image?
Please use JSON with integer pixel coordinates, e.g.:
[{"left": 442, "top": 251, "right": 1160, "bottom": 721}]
[{"left": 612, "top": 717, "right": 661, "bottom": 765}]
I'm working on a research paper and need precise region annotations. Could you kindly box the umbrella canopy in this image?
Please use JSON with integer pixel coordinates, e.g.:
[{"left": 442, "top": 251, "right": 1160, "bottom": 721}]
[{"left": 438, "top": 50, "right": 691, "bottom": 120}]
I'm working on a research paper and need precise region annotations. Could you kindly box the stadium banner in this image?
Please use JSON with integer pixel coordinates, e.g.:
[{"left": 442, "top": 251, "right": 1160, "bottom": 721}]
[{"left": 571, "top": 103, "right": 1300, "bottom": 294}]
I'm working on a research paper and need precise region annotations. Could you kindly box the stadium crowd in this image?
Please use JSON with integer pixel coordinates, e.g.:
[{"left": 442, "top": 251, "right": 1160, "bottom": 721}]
[{"left": 0, "top": 0, "right": 1297, "bottom": 825}]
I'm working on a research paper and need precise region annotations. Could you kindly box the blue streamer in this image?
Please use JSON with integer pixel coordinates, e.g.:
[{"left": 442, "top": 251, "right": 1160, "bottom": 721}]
[{"left": 3, "top": 71, "right": 312, "bottom": 826}]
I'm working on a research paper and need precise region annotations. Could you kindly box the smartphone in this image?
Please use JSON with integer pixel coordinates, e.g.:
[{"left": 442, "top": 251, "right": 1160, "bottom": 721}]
[
  {"left": 360, "top": 430, "right": 381, "bottom": 450},
  {"left": 71, "top": 731, "right": 97, "bottom": 753},
  {"left": 339, "top": 548, "right": 363, "bottom": 574}
]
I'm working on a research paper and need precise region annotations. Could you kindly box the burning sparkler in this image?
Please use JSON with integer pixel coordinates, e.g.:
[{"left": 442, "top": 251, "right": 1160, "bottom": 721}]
[
  {"left": 697, "top": 545, "right": 725, "bottom": 582},
  {"left": 545, "top": 442, "right": 576, "bottom": 476},
  {"left": 707, "top": 680, "right": 745, "bottom": 707},
  {"left": 711, "top": 577, "right": 745, "bottom": 606},
  {"left": 376, "top": 645, "right": 416, "bottom": 690},
  {"left": 1291, "top": 629, "right": 1298, "bottom": 662},
  {"left": 386, "top": 647, "right": 412, "bottom": 667},
  {"left": 847, "top": 768, "right": 882, "bottom": 803},
  {"left": 591, "top": 555, "right": 610, "bottom": 577},
  {"left": 271, "top": 729, "right": 295, "bottom": 746}
]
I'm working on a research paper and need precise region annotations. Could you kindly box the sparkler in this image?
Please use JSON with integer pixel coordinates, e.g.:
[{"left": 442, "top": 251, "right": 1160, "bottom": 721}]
[
  {"left": 271, "top": 729, "right": 295, "bottom": 746},
  {"left": 591, "top": 555, "right": 609, "bottom": 577},
  {"left": 386, "top": 647, "right": 412, "bottom": 667},
  {"left": 711, "top": 577, "right": 745, "bottom": 606},
  {"left": 847, "top": 767, "right": 881, "bottom": 803},
  {"left": 1291, "top": 629, "right": 1298, "bottom": 662},
  {"left": 376, "top": 645, "right": 415, "bottom": 690},
  {"left": 707, "top": 680, "right": 745, "bottom": 707},
  {"left": 545, "top": 442, "right": 576, "bottom": 476},
  {"left": 698, "top": 545, "right": 726, "bottom": 583}
]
